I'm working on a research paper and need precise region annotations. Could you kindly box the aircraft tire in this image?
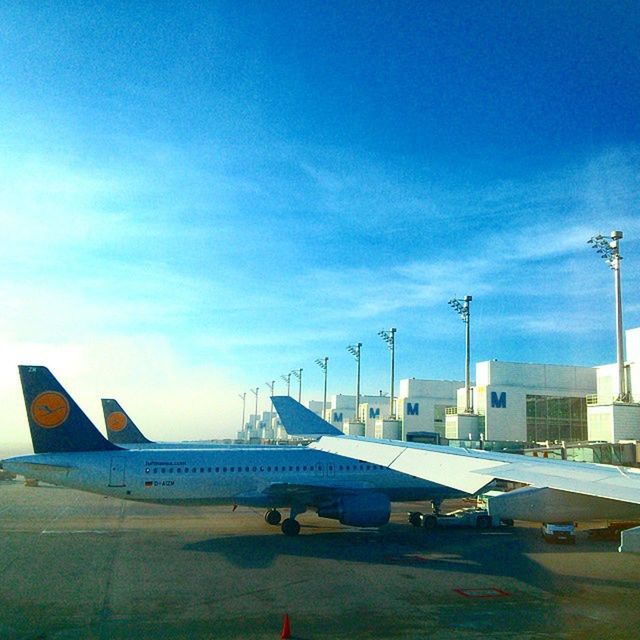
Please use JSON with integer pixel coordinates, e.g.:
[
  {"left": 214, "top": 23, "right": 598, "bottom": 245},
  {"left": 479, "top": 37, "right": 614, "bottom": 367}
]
[
  {"left": 281, "top": 518, "right": 301, "bottom": 536},
  {"left": 265, "top": 509, "right": 282, "bottom": 525},
  {"left": 408, "top": 511, "right": 423, "bottom": 527},
  {"left": 422, "top": 515, "right": 438, "bottom": 530}
]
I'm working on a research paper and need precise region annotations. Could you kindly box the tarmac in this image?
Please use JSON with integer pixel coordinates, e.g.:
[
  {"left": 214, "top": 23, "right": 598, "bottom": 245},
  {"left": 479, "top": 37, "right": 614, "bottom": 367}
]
[{"left": 1, "top": 477, "right": 639, "bottom": 640}]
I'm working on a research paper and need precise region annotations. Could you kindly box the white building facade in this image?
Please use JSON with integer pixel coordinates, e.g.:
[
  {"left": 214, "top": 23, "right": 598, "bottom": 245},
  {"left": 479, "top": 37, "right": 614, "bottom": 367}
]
[
  {"left": 324, "top": 394, "right": 390, "bottom": 437},
  {"left": 396, "top": 378, "right": 464, "bottom": 438},
  {"left": 587, "top": 327, "right": 640, "bottom": 442},
  {"left": 460, "top": 360, "right": 597, "bottom": 442}
]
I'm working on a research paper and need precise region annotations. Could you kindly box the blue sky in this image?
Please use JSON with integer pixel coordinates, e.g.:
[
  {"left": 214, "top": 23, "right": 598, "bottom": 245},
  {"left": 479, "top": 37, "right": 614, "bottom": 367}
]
[{"left": 1, "top": 1, "right": 639, "bottom": 446}]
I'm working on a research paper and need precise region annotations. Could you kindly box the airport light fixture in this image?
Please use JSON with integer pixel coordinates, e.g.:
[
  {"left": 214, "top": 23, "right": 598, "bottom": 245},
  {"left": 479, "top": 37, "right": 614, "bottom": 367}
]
[
  {"left": 250, "top": 387, "right": 259, "bottom": 429},
  {"left": 377, "top": 328, "right": 397, "bottom": 418},
  {"left": 588, "top": 230, "right": 629, "bottom": 401},
  {"left": 315, "top": 357, "right": 329, "bottom": 420},
  {"left": 238, "top": 392, "right": 246, "bottom": 433},
  {"left": 265, "top": 380, "right": 275, "bottom": 427},
  {"left": 448, "top": 295, "right": 473, "bottom": 413},
  {"left": 291, "top": 368, "right": 303, "bottom": 403},
  {"left": 281, "top": 373, "right": 291, "bottom": 396},
  {"left": 347, "top": 343, "right": 362, "bottom": 421}
]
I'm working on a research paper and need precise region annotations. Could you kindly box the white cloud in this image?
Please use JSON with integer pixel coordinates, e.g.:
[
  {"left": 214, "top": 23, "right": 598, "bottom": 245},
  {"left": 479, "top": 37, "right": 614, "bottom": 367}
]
[{"left": 0, "top": 335, "right": 242, "bottom": 450}]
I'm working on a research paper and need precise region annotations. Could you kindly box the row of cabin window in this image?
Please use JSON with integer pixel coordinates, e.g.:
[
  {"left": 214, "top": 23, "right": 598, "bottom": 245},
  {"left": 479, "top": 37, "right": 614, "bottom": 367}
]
[{"left": 145, "top": 463, "right": 383, "bottom": 475}]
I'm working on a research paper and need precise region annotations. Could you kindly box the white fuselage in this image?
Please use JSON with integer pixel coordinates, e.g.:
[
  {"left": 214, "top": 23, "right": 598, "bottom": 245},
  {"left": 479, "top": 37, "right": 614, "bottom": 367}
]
[{"left": 4, "top": 446, "right": 459, "bottom": 508}]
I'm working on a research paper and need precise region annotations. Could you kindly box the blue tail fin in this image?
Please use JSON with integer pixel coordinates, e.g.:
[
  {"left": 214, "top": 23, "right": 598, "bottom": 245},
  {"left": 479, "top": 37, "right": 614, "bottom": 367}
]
[
  {"left": 18, "top": 365, "right": 120, "bottom": 453},
  {"left": 101, "top": 399, "right": 153, "bottom": 445},
  {"left": 272, "top": 396, "right": 343, "bottom": 437}
]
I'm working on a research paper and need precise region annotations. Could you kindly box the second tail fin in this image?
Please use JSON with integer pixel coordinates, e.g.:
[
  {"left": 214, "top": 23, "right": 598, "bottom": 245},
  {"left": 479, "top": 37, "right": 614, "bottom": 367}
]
[
  {"left": 101, "top": 399, "right": 153, "bottom": 445},
  {"left": 272, "top": 396, "right": 343, "bottom": 437}
]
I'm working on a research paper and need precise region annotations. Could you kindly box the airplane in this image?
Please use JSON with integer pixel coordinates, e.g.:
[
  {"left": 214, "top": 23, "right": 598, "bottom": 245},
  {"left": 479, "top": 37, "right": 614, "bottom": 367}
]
[
  {"left": 101, "top": 398, "right": 230, "bottom": 449},
  {"left": 270, "top": 396, "right": 640, "bottom": 525},
  {"left": 2, "top": 365, "right": 465, "bottom": 536}
]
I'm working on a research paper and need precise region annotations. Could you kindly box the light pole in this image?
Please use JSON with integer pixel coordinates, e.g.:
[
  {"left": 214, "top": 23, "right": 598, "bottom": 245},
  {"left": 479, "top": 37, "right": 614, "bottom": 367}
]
[
  {"left": 588, "top": 230, "right": 628, "bottom": 401},
  {"left": 315, "top": 357, "right": 329, "bottom": 420},
  {"left": 281, "top": 373, "right": 291, "bottom": 396},
  {"left": 238, "top": 392, "right": 246, "bottom": 433},
  {"left": 449, "top": 295, "right": 473, "bottom": 413},
  {"left": 378, "top": 328, "right": 397, "bottom": 418},
  {"left": 347, "top": 342, "right": 362, "bottom": 421},
  {"left": 250, "top": 387, "right": 259, "bottom": 429},
  {"left": 291, "top": 368, "right": 303, "bottom": 403},
  {"left": 265, "top": 380, "right": 275, "bottom": 428}
]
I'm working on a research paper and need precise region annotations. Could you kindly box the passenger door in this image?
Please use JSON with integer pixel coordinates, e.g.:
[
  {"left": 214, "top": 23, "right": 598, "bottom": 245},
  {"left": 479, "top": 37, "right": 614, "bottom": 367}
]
[{"left": 108, "top": 458, "right": 126, "bottom": 487}]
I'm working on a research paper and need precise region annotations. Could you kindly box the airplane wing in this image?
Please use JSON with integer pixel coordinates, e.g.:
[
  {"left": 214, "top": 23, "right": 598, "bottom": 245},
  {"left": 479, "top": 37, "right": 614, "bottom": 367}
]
[{"left": 309, "top": 436, "right": 640, "bottom": 505}]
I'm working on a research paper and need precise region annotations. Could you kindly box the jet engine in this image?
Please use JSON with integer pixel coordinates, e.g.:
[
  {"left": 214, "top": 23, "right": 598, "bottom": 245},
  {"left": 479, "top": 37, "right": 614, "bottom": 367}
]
[{"left": 317, "top": 492, "right": 391, "bottom": 527}]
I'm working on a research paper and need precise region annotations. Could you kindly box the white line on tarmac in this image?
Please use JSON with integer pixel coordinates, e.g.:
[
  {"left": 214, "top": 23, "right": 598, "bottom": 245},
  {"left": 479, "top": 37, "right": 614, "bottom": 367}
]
[
  {"left": 39, "top": 494, "right": 81, "bottom": 534},
  {"left": 41, "top": 529, "right": 122, "bottom": 535}
]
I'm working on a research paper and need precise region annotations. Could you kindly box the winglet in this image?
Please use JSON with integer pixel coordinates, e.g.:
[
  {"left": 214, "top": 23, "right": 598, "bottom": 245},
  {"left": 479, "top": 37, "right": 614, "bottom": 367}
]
[
  {"left": 272, "top": 396, "right": 343, "bottom": 437},
  {"left": 18, "top": 365, "right": 120, "bottom": 453},
  {"left": 101, "top": 399, "right": 153, "bottom": 445}
]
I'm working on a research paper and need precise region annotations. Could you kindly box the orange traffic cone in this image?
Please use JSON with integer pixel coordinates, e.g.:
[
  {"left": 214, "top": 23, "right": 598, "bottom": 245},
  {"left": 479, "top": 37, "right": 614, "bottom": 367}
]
[{"left": 280, "top": 613, "right": 291, "bottom": 639}]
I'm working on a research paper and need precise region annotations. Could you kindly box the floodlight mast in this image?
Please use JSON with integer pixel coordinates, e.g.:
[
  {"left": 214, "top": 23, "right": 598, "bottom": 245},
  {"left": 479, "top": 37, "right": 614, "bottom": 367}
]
[
  {"left": 588, "top": 230, "right": 628, "bottom": 401},
  {"left": 448, "top": 295, "right": 473, "bottom": 413},
  {"left": 250, "top": 387, "right": 259, "bottom": 429},
  {"left": 347, "top": 343, "right": 362, "bottom": 420},
  {"left": 291, "top": 368, "right": 303, "bottom": 403},
  {"left": 378, "top": 328, "right": 397, "bottom": 418},
  {"left": 238, "top": 392, "right": 246, "bottom": 433},
  {"left": 265, "top": 380, "right": 275, "bottom": 427},
  {"left": 315, "top": 357, "right": 329, "bottom": 420},
  {"left": 281, "top": 373, "right": 291, "bottom": 396}
]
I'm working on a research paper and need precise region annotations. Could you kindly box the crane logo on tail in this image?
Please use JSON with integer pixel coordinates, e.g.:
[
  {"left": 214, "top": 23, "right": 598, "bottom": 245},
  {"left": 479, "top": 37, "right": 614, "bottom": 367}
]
[
  {"left": 106, "top": 411, "right": 128, "bottom": 432},
  {"left": 31, "top": 392, "right": 70, "bottom": 428}
]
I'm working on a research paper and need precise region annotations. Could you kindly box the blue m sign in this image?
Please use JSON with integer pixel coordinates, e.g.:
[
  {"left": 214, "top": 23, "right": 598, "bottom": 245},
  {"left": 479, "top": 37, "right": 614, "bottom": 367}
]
[
  {"left": 491, "top": 391, "right": 507, "bottom": 408},
  {"left": 369, "top": 407, "right": 380, "bottom": 419},
  {"left": 406, "top": 402, "right": 419, "bottom": 416}
]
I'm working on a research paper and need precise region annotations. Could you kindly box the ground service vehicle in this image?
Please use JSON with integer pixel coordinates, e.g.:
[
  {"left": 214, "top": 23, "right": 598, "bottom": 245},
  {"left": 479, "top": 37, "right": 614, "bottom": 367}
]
[
  {"left": 408, "top": 507, "right": 500, "bottom": 530},
  {"left": 541, "top": 522, "right": 576, "bottom": 544}
]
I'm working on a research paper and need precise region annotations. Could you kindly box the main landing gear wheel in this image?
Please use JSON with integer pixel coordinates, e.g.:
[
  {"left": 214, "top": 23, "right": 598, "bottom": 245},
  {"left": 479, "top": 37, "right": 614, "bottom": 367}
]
[
  {"left": 422, "top": 514, "right": 438, "bottom": 530},
  {"left": 281, "top": 518, "right": 301, "bottom": 536},
  {"left": 265, "top": 509, "right": 282, "bottom": 525},
  {"left": 408, "top": 511, "right": 423, "bottom": 527}
]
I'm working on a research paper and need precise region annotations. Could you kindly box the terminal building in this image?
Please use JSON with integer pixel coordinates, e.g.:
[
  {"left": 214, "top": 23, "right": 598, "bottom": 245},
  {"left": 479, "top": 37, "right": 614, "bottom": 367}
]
[
  {"left": 396, "top": 378, "right": 464, "bottom": 439},
  {"left": 325, "top": 393, "right": 392, "bottom": 437},
  {"left": 241, "top": 328, "right": 640, "bottom": 450},
  {"left": 445, "top": 360, "right": 597, "bottom": 443},
  {"left": 587, "top": 327, "right": 640, "bottom": 442}
]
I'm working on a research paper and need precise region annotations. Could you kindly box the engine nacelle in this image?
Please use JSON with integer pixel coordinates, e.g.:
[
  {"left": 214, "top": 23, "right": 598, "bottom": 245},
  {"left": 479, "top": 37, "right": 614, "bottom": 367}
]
[{"left": 317, "top": 492, "right": 391, "bottom": 527}]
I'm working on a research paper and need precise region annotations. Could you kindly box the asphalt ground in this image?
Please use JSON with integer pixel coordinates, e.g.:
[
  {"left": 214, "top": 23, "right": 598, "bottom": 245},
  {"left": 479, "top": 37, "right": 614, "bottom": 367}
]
[{"left": 0, "top": 478, "right": 639, "bottom": 640}]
